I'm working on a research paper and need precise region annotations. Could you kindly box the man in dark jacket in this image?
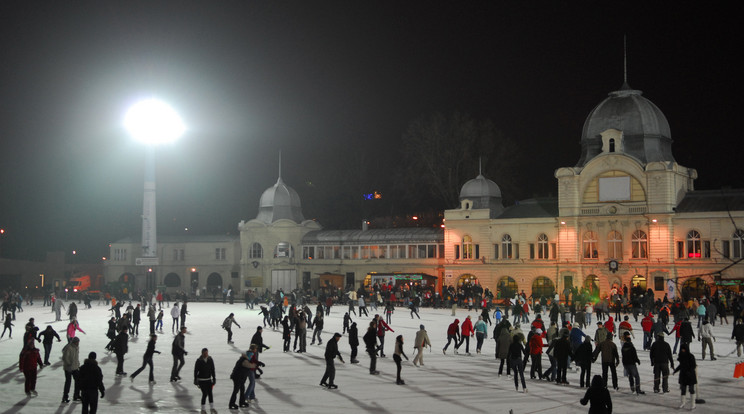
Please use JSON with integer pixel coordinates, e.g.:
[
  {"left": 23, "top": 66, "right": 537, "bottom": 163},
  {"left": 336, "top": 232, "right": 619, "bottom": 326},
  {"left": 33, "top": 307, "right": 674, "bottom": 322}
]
[
  {"left": 621, "top": 332, "right": 645, "bottom": 395},
  {"left": 679, "top": 318, "right": 695, "bottom": 347},
  {"left": 130, "top": 334, "right": 160, "bottom": 383},
  {"left": 38, "top": 325, "right": 61, "bottom": 365},
  {"left": 78, "top": 352, "right": 105, "bottom": 414},
  {"left": 573, "top": 335, "right": 593, "bottom": 387},
  {"left": 553, "top": 330, "right": 573, "bottom": 385},
  {"left": 320, "top": 332, "right": 344, "bottom": 389},
  {"left": 348, "top": 322, "right": 360, "bottom": 363},
  {"left": 731, "top": 318, "right": 744, "bottom": 357},
  {"left": 170, "top": 326, "right": 188, "bottom": 382},
  {"left": 593, "top": 333, "right": 619, "bottom": 390},
  {"left": 228, "top": 352, "right": 252, "bottom": 409},
  {"left": 649, "top": 332, "right": 675, "bottom": 393},
  {"left": 250, "top": 326, "right": 269, "bottom": 378},
  {"left": 113, "top": 328, "right": 128, "bottom": 376},
  {"left": 363, "top": 321, "right": 379, "bottom": 374}
]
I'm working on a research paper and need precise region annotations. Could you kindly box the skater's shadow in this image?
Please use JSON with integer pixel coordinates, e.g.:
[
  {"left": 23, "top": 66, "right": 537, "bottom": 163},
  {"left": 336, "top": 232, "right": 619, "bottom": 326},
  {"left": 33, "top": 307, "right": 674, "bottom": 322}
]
[
  {"left": 0, "top": 394, "right": 33, "bottom": 414},
  {"left": 170, "top": 380, "right": 197, "bottom": 411},
  {"left": 129, "top": 384, "right": 158, "bottom": 409},
  {"left": 52, "top": 400, "right": 79, "bottom": 414},
  {"left": 259, "top": 382, "right": 301, "bottom": 408}
]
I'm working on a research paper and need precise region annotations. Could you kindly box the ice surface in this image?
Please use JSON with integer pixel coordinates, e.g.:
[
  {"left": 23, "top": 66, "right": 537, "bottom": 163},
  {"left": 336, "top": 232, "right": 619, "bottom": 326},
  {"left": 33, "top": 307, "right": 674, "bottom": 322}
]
[{"left": 1, "top": 301, "right": 741, "bottom": 413}]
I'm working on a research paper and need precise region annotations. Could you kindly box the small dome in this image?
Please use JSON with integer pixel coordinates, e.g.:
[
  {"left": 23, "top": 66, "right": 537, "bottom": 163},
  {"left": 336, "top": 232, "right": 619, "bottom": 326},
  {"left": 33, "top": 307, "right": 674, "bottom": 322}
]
[
  {"left": 255, "top": 177, "right": 306, "bottom": 224},
  {"left": 460, "top": 174, "right": 502, "bottom": 200},
  {"left": 578, "top": 83, "right": 674, "bottom": 166}
]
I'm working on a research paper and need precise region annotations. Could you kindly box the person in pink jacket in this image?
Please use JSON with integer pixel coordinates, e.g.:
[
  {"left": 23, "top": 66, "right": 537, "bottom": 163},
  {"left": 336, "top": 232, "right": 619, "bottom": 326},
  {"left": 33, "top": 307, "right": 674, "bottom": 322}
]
[
  {"left": 455, "top": 315, "right": 475, "bottom": 355},
  {"left": 66, "top": 318, "right": 86, "bottom": 343}
]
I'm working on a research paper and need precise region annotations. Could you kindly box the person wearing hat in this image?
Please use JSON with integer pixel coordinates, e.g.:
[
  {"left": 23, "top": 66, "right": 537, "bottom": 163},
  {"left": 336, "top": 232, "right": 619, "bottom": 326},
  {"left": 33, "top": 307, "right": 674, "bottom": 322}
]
[
  {"left": 621, "top": 332, "right": 645, "bottom": 395},
  {"left": 413, "top": 324, "right": 431, "bottom": 366},
  {"left": 78, "top": 352, "right": 105, "bottom": 414},
  {"left": 649, "top": 331, "right": 674, "bottom": 393},
  {"left": 618, "top": 315, "right": 634, "bottom": 339},
  {"left": 592, "top": 332, "right": 619, "bottom": 390},
  {"left": 320, "top": 333, "right": 344, "bottom": 389},
  {"left": 61, "top": 336, "right": 81, "bottom": 402}
]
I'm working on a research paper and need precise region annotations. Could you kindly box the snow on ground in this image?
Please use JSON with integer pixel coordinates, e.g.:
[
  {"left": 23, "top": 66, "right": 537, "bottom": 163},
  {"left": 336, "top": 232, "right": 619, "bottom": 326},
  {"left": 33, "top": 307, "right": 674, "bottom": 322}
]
[{"left": 1, "top": 300, "right": 741, "bottom": 414}]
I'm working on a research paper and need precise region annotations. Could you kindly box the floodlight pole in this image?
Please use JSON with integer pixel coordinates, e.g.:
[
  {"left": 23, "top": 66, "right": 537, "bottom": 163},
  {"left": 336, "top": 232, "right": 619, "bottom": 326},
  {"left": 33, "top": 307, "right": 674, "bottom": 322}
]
[{"left": 142, "top": 146, "right": 157, "bottom": 258}]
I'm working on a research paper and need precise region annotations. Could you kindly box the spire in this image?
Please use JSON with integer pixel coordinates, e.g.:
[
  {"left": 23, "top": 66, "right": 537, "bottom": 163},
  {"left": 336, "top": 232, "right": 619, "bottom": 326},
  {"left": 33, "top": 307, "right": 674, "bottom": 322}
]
[
  {"left": 621, "top": 35, "right": 631, "bottom": 90},
  {"left": 278, "top": 150, "right": 282, "bottom": 180},
  {"left": 479, "top": 157, "right": 482, "bottom": 175}
]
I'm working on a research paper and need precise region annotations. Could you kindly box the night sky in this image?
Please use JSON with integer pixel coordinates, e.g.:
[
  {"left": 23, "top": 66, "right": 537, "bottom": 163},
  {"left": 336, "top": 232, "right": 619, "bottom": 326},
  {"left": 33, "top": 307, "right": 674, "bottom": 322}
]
[{"left": 0, "top": 1, "right": 741, "bottom": 262}]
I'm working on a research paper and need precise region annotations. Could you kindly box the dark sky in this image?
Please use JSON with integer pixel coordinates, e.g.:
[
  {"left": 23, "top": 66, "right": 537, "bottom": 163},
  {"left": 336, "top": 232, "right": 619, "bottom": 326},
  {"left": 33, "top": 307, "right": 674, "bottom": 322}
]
[{"left": 0, "top": 1, "right": 741, "bottom": 262}]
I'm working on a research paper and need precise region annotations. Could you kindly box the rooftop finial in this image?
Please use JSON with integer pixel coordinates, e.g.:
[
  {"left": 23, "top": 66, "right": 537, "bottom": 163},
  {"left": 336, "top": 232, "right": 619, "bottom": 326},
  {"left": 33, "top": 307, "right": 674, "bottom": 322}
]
[
  {"left": 479, "top": 157, "right": 482, "bottom": 175},
  {"left": 624, "top": 35, "right": 628, "bottom": 85},
  {"left": 279, "top": 150, "right": 282, "bottom": 180}
]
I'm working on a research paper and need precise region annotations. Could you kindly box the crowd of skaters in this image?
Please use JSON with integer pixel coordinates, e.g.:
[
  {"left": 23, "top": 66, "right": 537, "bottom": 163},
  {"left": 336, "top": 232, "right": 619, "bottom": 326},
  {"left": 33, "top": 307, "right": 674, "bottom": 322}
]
[{"left": 3, "top": 284, "right": 744, "bottom": 414}]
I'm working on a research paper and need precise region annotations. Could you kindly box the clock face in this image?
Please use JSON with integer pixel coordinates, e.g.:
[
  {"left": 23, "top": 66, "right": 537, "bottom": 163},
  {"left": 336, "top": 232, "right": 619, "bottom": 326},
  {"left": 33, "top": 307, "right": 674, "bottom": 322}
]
[{"left": 609, "top": 260, "right": 618, "bottom": 270}]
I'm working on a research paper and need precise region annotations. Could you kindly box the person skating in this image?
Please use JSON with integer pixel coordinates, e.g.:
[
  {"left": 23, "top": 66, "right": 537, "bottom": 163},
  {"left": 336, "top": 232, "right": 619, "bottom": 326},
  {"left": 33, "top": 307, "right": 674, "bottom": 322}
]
[
  {"left": 1, "top": 312, "right": 13, "bottom": 339},
  {"left": 579, "top": 375, "right": 612, "bottom": 413},
  {"left": 673, "top": 343, "right": 697, "bottom": 410},
  {"left": 620, "top": 332, "right": 645, "bottom": 395},
  {"left": 528, "top": 328, "right": 545, "bottom": 380},
  {"left": 507, "top": 333, "right": 528, "bottom": 392},
  {"left": 131, "top": 303, "right": 141, "bottom": 336},
  {"left": 194, "top": 348, "right": 217, "bottom": 414},
  {"left": 19, "top": 341, "right": 44, "bottom": 396},
  {"left": 61, "top": 336, "right": 81, "bottom": 402},
  {"left": 442, "top": 318, "right": 460, "bottom": 354},
  {"left": 147, "top": 304, "right": 157, "bottom": 335},
  {"left": 78, "top": 352, "right": 105, "bottom": 414},
  {"left": 573, "top": 335, "right": 593, "bottom": 387},
  {"left": 243, "top": 344, "right": 261, "bottom": 403},
  {"left": 699, "top": 318, "right": 716, "bottom": 360},
  {"left": 412, "top": 324, "right": 431, "bottom": 366},
  {"left": 38, "top": 325, "right": 61, "bottom": 365},
  {"left": 363, "top": 320, "right": 379, "bottom": 374},
  {"left": 474, "top": 316, "right": 488, "bottom": 354},
  {"left": 343, "top": 312, "right": 352, "bottom": 334},
  {"left": 180, "top": 300, "right": 189, "bottom": 327},
  {"left": 155, "top": 309, "right": 164, "bottom": 332},
  {"left": 131, "top": 334, "right": 161, "bottom": 384},
  {"left": 281, "top": 316, "right": 292, "bottom": 352},
  {"left": 455, "top": 314, "right": 474, "bottom": 355},
  {"left": 113, "top": 327, "right": 128, "bottom": 376},
  {"left": 320, "top": 332, "right": 344, "bottom": 389},
  {"left": 393, "top": 334, "right": 409, "bottom": 384},
  {"left": 409, "top": 301, "right": 420, "bottom": 319},
  {"left": 171, "top": 303, "right": 180, "bottom": 334},
  {"left": 649, "top": 332, "right": 674, "bottom": 393},
  {"left": 66, "top": 317, "right": 86, "bottom": 343},
  {"left": 222, "top": 313, "right": 241, "bottom": 344},
  {"left": 311, "top": 313, "right": 324, "bottom": 345},
  {"left": 228, "top": 351, "right": 254, "bottom": 409},
  {"left": 171, "top": 326, "right": 188, "bottom": 382},
  {"left": 553, "top": 330, "right": 573, "bottom": 385},
  {"left": 376, "top": 315, "right": 394, "bottom": 357},
  {"left": 250, "top": 326, "right": 270, "bottom": 378},
  {"left": 349, "top": 322, "right": 360, "bottom": 363},
  {"left": 593, "top": 333, "right": 619, "bottom": 390},
  {"left": 732, "top": 318, "right": 744, "bottom": 357}
]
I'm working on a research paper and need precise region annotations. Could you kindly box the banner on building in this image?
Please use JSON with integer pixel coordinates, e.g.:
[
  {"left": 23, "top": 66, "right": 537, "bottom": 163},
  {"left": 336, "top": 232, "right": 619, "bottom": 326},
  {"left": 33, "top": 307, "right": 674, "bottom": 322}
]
[{"left": 667, "top": 279, "right": 675, "bottom": 300}]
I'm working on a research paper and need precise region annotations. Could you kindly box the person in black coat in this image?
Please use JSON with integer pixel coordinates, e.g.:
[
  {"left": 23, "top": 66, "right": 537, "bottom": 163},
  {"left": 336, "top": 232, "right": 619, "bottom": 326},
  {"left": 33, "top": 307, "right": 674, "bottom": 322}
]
[
  {"left": 194, "top": 348, "right": 216, "bottom": 413},
  {"left": 250, "top": 326, "right": 269, "bottom": 378},
  {"left": 580, "top": 374, "right": 612, "bottom": 413},
  {"left": 229, "top": 352, "right": 252, "bottom": 409},
  {"left": 320, "top": 332, "right": 344, "bottom": 388},
  {"left": 348, "top": 322, "right": 360, "bottom": 363},
  {"left": 130, "top": 334, "right": 160, "bottom": 383},
  {"left": 553, "top": 331, "right": 573, "bottom": 385},
  {"left": 78, "top": 352, "right": 105, "bottom": 414},
  {"left": 507, "top": 334, "right": 528, "bottom": 392},
  {"left": 281, "top": 316, "right": 292, "bottom": 352},
  {"left": 37, "top": 325, "right": 61, "bottom": 365},
  {"left": 673, "top": 343, "right": 697, "bottom": 410},
  {"left": 679, "top": 318, "right": 695, "bottom": 346},
  {"left": 649, "top": 332, "right": 674, "bottom": 393},
  {"left": 363, "top": 321, "right": 379, "bottom": 374},
  {"left": 620, "top": 332, "right": 644, "bottom": 395},
  {"left": 112, "top": 328, "right": 128, "bottom": 376},
  {"left": 574, "top": 335, "right": 594, "bottom": 387}
]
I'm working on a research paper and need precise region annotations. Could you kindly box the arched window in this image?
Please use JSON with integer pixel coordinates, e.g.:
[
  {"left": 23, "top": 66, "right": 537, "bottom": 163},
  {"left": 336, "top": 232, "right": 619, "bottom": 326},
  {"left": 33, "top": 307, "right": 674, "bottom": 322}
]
[
  {"left": 607, "top": 231, "right": 622, "bottom": 259},
  {"left": 632, "top": 230, "right": 648, "bottom": 259},
  {"left": 687, "top": 230, "right": 702, "bottom": 258},
  {"left": 609, "top": 138, "right": 616, "bottom": 152},
  {"left": 733, "top": 229, "right": 744, "bottom": 258},
  {"left": 532, "top": 276, "right": 555, "bottom": 299},
  {"left": 583, "top": 231, "right": 598, "bottom": 259},
  {"left": 249, "top": 242, "right": 263, "bottom": 259},
  {"left": 462, "top": 235, "right": 473, "bottom": 259},
  {"left": 502, "top": 234, "right": 513, "bottom": 259},
  {"left": 537, "top": 233, "right": 549, "bottom": 259},
  {"left": 163, "top": 273, "right": 181, "bottom": 288},
  {"left": 497, "top": 276, "right": 518, "bottom": 299}
]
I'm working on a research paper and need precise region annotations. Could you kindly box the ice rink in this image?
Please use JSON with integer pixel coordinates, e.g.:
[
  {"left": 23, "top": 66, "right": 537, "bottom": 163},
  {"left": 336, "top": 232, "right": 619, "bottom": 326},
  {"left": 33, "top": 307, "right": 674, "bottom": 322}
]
[{"left": 1, "top": 300, "right": 741, "bottom": 413}]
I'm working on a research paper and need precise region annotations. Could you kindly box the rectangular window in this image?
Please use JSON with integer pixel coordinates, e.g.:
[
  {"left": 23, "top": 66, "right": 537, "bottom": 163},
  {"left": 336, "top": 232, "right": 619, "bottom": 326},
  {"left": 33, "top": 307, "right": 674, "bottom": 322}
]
[
  {"left": 538, "top": 243, "right": 549, "bottom": 259},
  {"left": 179, "top": 249, "right": 185, "bottom": 261},
  {"left": 676, "top": 241, "right": 685, "bottom": 259},
  {"left": 361, "top": 246, "right": 370, "bottom": 259},
  {"left": 455, "top": 245, "right": 460, "bottom": 259},
  {"left": 427, "top": 245, "right": 436, "bottom": 258},
  {"left": 390, "top": 245, "right": 399, "bottom": 259},
  {"left": 400, "top": 245, "right": 408, "bottom": 258},
  {"left": 551, "top": 243, "right": 557, "bottom": 260},
  {"left": 369, "top": 245, "right": 379, "bottom": 259},
  {"left": 438, "top": 244, "right": 444, "bottom": 258},
  {"left": 317, "top": 246, "right": 325, "bottom": 259},
  {"left": 503, "top": 243, "right": 512, "bottom": 259},
  {"left": 514, "top": 243, "right": 519, "bottom": 259},
  {"left": 173, "top": 249, "right": 179, "bottom": 261},
  {"left": 722, "top": 240, "right": 730, "bottom": 258},
  {"left": 493, "top": 244, "right": 499, "bottom": 259},
  {"left": 303, "top": 246, "right": 314, "bottom": 259},
  {"left": 654, "top": 276, "right": 664, "bottom": 291},
  {"left": 735, "top": 238, "right": 744, "bottom": 258},
  {"left": 703, "top": 240, "right": 711, "bottom": 258},
  {"left": 474, "top": 244, "right": 480, "bottom": 259},
  {"left": 378, "top": 245, "right": 387, "bottom": 258},
  {"left": 334, "top": 246, "right": 341, "bottom": 259},
  {"left": 343, "top": 246, "right": 351, "bottom": 259},
  {"left": 231, "top": 272, "right": 239, "bottom": 279},
  {"left": 215, "top": 248, "right": 226, "bottom": 260},
  {"left": 529, "top": 243, "right": 535, "bottom": 259},
  {"left": 418, "top": 244, "right": 427, "bottom": 259},
  {"left": 352, "top": 246, "right": 359, "bottom": 259}
]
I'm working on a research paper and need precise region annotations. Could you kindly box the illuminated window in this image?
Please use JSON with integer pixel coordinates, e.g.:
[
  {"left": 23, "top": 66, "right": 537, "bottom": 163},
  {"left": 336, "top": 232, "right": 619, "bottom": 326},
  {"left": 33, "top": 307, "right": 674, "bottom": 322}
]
[
  {"left": 631, "top": 230, "right": 648, "bottom": 259},
  {"left": 501, "top": 234, "right": 513, "bottom": 259},
  {"left": 249, "top": 243, "right": 263, "bottom": 259},
  {"left": 583, "top": 231, "right": 598, "bottom": 259},
  {"left": 462, "top": 235, "right": 474, "bottom": 259},
  {"left": 538, "top": 234, "right": 549, "bottom": 259},
  {"left": 687, "top": 230, "right": 702, "bottom": 258},
  {"left": 607, "top": 231, "right": 622, "bottom": 259},
  {"left": 733, "top": 229, "right": 744, "bottom": 258}
]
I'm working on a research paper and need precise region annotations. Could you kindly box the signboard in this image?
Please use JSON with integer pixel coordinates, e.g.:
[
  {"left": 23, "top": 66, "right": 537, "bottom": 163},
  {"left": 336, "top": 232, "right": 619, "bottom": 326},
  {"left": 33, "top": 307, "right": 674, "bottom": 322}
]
[
  {"left": 667, "top": 279, "right": 675, "bottom": 300},
  {"left": 135, "top": 257, "right": 159, "bottom": 266}
]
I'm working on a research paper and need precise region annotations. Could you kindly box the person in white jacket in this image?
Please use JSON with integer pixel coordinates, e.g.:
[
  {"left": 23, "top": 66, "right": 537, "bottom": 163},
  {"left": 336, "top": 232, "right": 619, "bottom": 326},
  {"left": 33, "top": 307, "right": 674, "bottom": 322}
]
[
  {"left": 699, "top": 318, "right": 716, "bottom": 360},
  {"left": 171, "top": 303, "right": 181, "bottom": 334}
]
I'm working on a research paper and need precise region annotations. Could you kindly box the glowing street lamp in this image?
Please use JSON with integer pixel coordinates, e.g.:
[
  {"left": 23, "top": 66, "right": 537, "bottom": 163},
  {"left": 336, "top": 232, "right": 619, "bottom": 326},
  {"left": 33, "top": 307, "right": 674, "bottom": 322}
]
[{"left": 124, "top": 99, "right": 185, "bottom": 262}]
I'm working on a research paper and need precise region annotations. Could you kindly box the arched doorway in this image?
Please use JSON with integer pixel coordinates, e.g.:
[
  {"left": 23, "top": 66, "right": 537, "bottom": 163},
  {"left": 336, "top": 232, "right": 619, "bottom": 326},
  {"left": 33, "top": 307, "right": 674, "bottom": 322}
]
[
  {"left": 630, "top": 274, "right": 646, "bottom": 294},
  {"left": 117, "top": 273, "right": 135, "bottom": 294},
  {"left": 682, "top": 277, "right": 708, "bottom": 301},
  {"left": 164, "top": 273, "right": 181, "bottom": 289},
  {"left": 497, "top": 276, "right": 517, "bottom": 300},
  {"left": 584, "top": 274, "right": 600, "bottom": 297},
  {"left": 457, "top": 274, "right": 478, "bottom": 289},
  {"left": 207, "top": 272, "right": 223, "bottom": 292},
  {"left": 531, "top": 276, "right": 554, "bottom": 300}
]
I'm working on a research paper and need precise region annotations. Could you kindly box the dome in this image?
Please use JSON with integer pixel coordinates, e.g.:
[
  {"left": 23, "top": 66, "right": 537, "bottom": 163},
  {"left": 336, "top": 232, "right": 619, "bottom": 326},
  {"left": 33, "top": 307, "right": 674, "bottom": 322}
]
[
  {"left": 460, "top": 174, "right": 502, "bottom": 200},
  {"left": 577, "top": 83, "right": 674, "bottom": 166},
  {"left": 255, "top": 177, "right": 306, "bottom": 224}
]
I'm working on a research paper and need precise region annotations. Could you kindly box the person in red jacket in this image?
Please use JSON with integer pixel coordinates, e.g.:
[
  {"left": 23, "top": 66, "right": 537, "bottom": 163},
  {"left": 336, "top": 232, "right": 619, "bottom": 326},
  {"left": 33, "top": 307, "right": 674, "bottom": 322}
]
[
  {"left": 529, "top": 329, "right": 545, "bottom": 379},
  {"left": 19, "top": 341, "right": 44, "bottom": 395},
  {"left": 641, "top": 313, "right": 654, "bottom": 350},
  {"left": 531, "top": 315, "right": 546, "bottom": 337},
  {"left": 455, "top": 315, "right": 474, "bottom": 355},
  {"left": 442, "top": 319, "right": 460, "bottom": 354},
  {"left": 604, "top": 316, "right": 616, "bottom": 336},
  {"left": 375, "top": 315, "right": 394, "bottom": 357},
  {"left": 669, "top": 319, "right": 683, "bottom": 354}
]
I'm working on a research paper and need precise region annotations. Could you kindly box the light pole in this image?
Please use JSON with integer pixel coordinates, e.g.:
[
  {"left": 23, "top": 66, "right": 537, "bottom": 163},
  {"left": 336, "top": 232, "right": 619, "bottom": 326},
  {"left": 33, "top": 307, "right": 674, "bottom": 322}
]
[{"left": 124, "top": 99, "right": 185, "bottom": 288}]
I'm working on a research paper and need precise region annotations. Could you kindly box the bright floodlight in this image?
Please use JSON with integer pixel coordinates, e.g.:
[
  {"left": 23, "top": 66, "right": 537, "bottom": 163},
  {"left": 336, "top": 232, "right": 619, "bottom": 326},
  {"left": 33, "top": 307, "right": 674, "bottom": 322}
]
[{"left": 124, "top": 99, "right": 185, "bottom": 144}]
